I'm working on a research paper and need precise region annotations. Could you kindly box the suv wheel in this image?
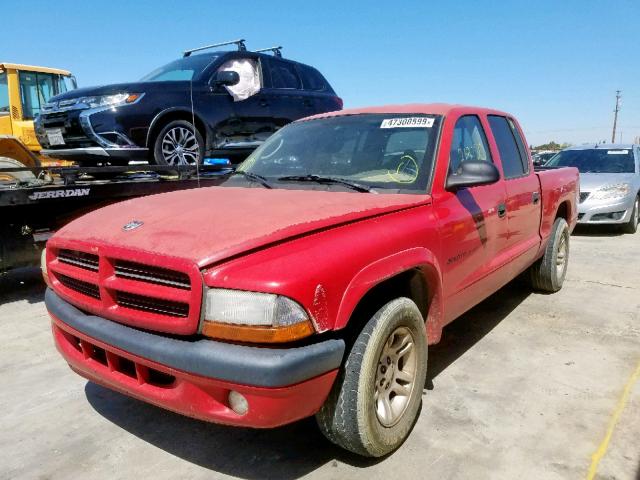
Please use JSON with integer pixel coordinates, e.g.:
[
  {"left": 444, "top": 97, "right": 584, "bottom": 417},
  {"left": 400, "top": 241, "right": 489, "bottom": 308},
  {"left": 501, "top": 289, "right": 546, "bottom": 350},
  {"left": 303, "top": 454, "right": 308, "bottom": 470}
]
[
  {"left": 316, "top": 298, "right": 427, "bottom": 457},
  {"left": 153, "top": 120, "right": 204, "bottom": 165},
  {"left": 622, "top": 196, "right": 639, "bottom": 234}
]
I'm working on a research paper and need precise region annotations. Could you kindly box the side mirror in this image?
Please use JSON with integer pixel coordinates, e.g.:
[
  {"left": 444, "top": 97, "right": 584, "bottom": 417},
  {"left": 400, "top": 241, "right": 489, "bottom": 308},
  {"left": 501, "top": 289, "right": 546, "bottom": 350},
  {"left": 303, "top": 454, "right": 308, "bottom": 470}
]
[
  {"left": 446, "top": 161, "right": 500, "bottom": 191},
  {"left": 213, "top": 70, "right": 240, "bottom": 87}
]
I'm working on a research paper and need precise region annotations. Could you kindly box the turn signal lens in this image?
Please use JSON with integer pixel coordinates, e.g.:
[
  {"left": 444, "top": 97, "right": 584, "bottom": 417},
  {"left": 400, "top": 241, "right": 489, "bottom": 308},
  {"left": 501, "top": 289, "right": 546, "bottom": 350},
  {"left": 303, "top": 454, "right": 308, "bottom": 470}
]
[{"left": 202, "top": 319, "right": 314, "bottom": 343}]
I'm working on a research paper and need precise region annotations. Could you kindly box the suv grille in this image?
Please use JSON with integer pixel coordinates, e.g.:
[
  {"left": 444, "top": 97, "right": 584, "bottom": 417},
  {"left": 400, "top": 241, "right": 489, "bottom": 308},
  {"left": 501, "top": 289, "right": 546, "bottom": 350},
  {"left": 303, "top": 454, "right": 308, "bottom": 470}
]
[{"left": 48, "top": 246, "right": 201, "bottom": 335}]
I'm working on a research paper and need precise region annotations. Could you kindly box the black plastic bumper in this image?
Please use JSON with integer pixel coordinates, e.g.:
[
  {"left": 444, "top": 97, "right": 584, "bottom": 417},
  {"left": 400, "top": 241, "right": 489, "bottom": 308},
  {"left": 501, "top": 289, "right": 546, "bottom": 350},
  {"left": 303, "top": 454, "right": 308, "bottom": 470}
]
[{"left": 45, "top": 288, "right": 345, "bottom": 388}]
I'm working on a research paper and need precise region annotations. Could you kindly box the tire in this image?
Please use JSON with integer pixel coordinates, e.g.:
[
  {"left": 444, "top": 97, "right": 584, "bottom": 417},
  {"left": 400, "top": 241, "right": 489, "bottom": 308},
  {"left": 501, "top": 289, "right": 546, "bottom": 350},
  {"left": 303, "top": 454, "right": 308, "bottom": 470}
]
[
  {"left": 529, "top": 217, "right": 570, "bottom": 292},
  {"left": 316, "top": 298, "right": 428, "bottom": 457},
  {"left": 152, "top": 120, "right": 204, "bottom": 166},
  {"left": 621, "top": 196, "right": 639, "bottom": 234}
]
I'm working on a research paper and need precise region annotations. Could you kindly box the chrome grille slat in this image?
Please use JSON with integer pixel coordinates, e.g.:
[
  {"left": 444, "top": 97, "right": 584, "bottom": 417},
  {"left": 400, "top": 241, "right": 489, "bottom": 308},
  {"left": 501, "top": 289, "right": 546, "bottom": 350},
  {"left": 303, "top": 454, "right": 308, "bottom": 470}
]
[
  {"left": 58, "top": 249, "right": 99, "bottom": 272},
  {"left": 116, "top": 291, "right": 189, "bottom": 318},
  {"left": 114, "top": 260, "right": 191, "bottom": 290},
  {"left": 57, "top": 273, "right": 101, "bottom": 299}
]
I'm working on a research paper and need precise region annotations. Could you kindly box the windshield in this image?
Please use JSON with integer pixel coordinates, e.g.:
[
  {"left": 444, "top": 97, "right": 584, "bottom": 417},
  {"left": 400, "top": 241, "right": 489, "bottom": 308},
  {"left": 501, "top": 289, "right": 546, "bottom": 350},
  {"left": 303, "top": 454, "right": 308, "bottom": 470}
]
[
  {"left": 237, "top": 114, "right": 442, "bottom": 193},
  {"left": 546, "top": 148, "right": 636, "bottom": 173},
  {"left": 140, "top": 55, "right": 218, "bottom": 82}
]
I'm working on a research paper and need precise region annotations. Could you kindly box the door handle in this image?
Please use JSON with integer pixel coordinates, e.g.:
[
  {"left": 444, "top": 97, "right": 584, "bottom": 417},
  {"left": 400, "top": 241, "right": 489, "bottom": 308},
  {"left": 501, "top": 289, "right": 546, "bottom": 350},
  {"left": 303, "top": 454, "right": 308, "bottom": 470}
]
[
  {"left": 259, "top": 99, "right": 269, "bottom": 107},
  {"left": 497, "top": 203, "right": 507, "bottom": 218},
  {"left": 532, "top": 191, "right": 540, "bottom": 204}
]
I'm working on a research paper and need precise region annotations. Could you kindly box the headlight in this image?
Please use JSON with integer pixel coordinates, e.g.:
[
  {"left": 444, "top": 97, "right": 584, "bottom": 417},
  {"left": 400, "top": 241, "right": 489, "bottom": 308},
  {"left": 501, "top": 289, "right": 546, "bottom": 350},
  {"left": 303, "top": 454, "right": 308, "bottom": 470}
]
[
  {"left": 80, "top": 93, "right": 143, "bottom": 108},
  {"left": 590, "top": 183, "right": 631, "bottom": 200},
  {"left": 202, "top": 289, "right": 314, "bottom": 343}
]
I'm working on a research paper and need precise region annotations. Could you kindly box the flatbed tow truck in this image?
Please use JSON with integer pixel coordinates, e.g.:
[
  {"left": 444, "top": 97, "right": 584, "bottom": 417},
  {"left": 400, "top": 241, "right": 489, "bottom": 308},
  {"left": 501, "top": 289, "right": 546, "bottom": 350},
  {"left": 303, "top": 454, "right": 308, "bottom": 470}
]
[{"left": 1, "top": 144, "right": 229, "bottom": 273}]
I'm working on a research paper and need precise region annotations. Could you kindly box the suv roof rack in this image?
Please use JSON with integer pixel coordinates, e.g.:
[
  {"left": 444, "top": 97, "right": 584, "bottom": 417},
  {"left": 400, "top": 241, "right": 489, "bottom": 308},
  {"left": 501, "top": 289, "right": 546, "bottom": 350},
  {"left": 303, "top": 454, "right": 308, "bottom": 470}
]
[
  {"left": 254, "top": 46, "right": 283, "bottom": 58},
  {"left": 183, "top": 39, "right": 247, "bottom": 57}
]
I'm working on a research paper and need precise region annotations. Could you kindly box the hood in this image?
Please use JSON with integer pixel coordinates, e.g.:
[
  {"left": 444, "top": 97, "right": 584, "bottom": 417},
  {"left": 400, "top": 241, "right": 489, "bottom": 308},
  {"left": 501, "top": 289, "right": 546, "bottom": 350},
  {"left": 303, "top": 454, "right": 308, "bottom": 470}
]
[
  {"left": 579, "top": 173, "right": 637, "bottom": 192},
  {"left": 52, "top": 81, "right": 189, "bottom": 101},
  {"left": 53, "top": 187, "right": 429, "bottom": 268}
]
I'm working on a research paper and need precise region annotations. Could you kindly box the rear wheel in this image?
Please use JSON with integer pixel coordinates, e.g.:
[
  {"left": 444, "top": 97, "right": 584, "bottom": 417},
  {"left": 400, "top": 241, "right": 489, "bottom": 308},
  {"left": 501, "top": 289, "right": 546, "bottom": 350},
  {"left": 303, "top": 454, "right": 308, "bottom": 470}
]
[
  {"left": 152, "top": 120, "right": 204, "bottom": 166},
  {"left": 621, "top": 196, "right": 639, "bottom": 234},
  {"left": 529, "top": 217, "right": 569, "bottom": 292},
  {"left": 316, "top": 298, "right": 427, "bottom": 457}
]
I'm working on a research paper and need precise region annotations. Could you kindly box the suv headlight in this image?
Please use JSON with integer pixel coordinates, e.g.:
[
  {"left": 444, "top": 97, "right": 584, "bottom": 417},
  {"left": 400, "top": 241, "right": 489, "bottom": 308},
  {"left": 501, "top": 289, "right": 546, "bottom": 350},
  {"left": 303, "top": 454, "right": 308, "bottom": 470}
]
[
  {"left": 590, "top": 183, "right": 631, "bottom": 200},
  {"left": 80, "top": 93, "right": 143, "bottom": 108},
  {"left": 202, "top": 289, "right": 314, "bottom": 343}
]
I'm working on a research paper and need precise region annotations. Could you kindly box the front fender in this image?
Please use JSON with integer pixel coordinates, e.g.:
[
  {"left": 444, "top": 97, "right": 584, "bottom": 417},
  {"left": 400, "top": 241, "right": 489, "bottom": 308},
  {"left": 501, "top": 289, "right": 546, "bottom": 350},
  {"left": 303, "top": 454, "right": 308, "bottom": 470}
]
[{"left": 335, "top": 247, "right": 445, "bottom": 344}]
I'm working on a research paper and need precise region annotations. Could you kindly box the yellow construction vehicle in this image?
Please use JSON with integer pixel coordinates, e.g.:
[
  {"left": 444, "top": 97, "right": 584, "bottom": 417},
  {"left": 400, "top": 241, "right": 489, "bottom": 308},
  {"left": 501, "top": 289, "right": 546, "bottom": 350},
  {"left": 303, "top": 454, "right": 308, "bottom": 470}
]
[{"left": 0, "top": 63, "right": 77, "bottom": 166}]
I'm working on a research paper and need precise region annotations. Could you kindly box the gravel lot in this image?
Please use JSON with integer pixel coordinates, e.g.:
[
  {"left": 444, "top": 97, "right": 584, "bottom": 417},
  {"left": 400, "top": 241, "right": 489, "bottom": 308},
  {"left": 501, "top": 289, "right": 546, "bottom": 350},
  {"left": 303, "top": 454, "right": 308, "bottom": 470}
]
[{"left": 1, "top": 227, "right": 638, "bottom": 480}]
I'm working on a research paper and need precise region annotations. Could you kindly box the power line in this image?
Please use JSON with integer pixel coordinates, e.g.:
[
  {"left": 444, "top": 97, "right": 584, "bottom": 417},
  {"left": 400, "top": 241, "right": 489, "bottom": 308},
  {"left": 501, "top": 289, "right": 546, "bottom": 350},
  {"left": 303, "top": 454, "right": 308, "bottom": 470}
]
[{"left": 611, "top": 90, "right": 621, "bottom": 143}]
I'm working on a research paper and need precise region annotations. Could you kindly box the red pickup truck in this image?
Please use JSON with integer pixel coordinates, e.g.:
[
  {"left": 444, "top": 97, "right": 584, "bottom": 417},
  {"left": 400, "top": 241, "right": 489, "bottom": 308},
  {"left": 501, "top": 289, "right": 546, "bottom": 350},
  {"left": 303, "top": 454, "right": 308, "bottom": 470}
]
[{"left": 44, "top": 104, "right": 579, "bottom": 457}]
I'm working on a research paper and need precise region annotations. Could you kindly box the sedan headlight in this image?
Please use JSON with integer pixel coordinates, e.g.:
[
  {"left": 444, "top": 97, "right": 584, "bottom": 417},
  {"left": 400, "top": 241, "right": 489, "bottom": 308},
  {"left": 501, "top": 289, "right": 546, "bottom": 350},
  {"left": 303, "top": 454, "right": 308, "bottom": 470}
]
[
  {"left": 590, "top": 183, "right": 631, "bottom": 200},
  {"left": 80, "top": 93, "right": 143, "bottom": 108},
  {"left": 202, "top": 289, "right": 314, "bottom": 343}
]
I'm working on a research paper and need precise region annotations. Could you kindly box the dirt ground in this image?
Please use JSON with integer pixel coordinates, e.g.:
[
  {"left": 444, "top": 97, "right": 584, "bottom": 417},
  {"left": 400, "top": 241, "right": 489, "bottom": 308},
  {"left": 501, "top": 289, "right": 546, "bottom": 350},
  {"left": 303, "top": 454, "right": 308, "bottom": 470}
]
[{"left": 1, "top": 226, "right": 638, "bottom": 480}]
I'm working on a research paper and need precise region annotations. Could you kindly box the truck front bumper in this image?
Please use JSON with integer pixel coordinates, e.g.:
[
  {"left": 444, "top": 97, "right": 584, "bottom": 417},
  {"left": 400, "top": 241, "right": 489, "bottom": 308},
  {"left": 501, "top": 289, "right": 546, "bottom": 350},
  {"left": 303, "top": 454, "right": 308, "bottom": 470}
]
[{"left": 46, "top": 289, "right": 344, "bottom": 428}]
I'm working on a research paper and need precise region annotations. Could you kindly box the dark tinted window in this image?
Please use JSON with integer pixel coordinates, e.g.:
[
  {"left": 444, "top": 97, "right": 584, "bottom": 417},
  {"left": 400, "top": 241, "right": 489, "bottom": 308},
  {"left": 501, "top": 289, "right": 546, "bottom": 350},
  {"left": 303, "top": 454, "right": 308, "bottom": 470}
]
[
  {"left": 546, "top": 149, "right": 635, "bottom": 173},
  {"left": 269, "top": 59, "right": 302, "bottom": 89},
  {"left": 299, "top": 65, "right": 329, "bottom": 91},
  {"left": 488, "top": 115, "right": 527, "bottom": 178},
  {"left": 449, "top": 115, "right": 493, "bottom": 174},
  {"left": 508, "top": 118, "right": 529, "bottom": 172},
  {"left": 0, "top": 71, "right": 8, "bottom": 114}
]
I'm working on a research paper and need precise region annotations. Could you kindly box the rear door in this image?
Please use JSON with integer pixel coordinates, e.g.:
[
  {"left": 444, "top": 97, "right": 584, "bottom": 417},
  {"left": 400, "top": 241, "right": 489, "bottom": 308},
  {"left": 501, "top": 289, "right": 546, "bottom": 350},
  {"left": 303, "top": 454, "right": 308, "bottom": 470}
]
[
  {"left": 262, "top": 58, "right": 316, "bottom": 127},
  {"left": 433, "top": 114, "right": 509, "bottom": 321},
  {"left": 487, "top": 115, "right": 541, "bottom": 274}
]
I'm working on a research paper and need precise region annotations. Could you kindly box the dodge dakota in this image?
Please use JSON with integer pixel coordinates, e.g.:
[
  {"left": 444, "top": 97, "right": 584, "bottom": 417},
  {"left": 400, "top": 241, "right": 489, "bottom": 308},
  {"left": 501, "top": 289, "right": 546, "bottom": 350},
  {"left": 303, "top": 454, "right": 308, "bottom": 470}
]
[{"left": 44, "top": 104, "right": 579, "bottom": 457}]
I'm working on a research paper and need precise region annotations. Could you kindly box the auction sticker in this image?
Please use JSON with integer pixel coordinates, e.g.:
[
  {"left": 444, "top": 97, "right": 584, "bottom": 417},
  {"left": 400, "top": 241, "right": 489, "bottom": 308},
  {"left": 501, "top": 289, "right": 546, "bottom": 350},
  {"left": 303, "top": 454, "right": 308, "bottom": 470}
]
[
  {"left": 380, "top": 117, "right": 434, "bottom": 128},
  {"left": 607, "top": 150, "right": 628, "bottom": 155}
]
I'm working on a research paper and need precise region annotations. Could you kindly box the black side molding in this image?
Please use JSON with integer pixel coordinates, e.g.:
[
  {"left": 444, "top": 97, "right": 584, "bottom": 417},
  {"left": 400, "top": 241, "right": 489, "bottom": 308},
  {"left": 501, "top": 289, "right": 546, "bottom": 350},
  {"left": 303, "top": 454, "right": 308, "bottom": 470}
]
[{"left": 45, "top": 288, "right": 345, "bottom": 388}]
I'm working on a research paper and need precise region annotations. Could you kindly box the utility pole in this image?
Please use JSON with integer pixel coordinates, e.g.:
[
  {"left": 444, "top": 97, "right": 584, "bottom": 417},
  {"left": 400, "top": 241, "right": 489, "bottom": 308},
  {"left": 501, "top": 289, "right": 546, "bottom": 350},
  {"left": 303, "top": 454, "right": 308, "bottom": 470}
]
[{"left": 611, "top": 90, "right": 621, "bottom": 143}]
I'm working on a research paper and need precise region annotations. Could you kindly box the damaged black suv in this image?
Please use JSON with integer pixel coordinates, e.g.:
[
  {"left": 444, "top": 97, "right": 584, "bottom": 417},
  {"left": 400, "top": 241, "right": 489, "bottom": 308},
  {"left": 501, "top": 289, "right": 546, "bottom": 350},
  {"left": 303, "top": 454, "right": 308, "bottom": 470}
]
[{"left": 35, "top": 41, "right": 342, "bottom": 165}]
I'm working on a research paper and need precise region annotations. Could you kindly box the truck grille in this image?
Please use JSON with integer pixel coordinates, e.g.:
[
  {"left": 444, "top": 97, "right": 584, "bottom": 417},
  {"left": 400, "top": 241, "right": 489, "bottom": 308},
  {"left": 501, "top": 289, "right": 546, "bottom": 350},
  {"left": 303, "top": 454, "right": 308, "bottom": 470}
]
[
  {"left": 48, "top": 246, "right": 202, "bottom": 335},
  {"left": 579, "top": 192, "right": 590, "bottom": 203},
  {"left": 57, "top": 273, "right": 101, "bottom": 299},
  {"left": 114, "top": 260, "right": 191, "bottom": 290},
  {"left": 116, "top": 291, "right": 189, "bottom": 318}
]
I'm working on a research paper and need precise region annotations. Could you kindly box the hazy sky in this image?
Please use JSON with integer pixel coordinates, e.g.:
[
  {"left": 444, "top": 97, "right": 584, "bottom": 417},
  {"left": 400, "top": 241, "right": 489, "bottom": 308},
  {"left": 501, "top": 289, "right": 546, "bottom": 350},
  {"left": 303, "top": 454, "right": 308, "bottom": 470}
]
[{"left": 4, "top": 0, "right": 639, "bottom": 146}]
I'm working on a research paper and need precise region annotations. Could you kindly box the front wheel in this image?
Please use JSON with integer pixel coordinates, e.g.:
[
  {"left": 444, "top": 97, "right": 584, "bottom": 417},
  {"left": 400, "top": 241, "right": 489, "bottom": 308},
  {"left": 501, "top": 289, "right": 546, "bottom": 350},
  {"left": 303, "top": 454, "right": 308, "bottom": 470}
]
[
  {"left": 621, "top": 196, "right": 639, "bottom": 234},
  {"left": 152, "top": 120, "right": 204, "bottom": 166},
  {"left": 316, "top": 298, "right": 427, "bottom": 457}
]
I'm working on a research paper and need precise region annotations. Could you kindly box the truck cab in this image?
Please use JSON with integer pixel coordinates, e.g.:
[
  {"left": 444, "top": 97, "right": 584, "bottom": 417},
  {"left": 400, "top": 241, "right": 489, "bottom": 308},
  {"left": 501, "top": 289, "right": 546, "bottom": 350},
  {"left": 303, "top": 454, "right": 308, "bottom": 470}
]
[{"left": 0, "top": 63, "right": 76, "bottom": 155}]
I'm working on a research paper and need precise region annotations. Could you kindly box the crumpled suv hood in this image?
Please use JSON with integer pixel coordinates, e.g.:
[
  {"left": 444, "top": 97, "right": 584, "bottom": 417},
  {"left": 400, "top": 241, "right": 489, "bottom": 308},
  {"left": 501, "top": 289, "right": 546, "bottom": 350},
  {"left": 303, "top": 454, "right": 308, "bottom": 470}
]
[{"left": 53, "top": 186, "right": 429, "bottom": 268}]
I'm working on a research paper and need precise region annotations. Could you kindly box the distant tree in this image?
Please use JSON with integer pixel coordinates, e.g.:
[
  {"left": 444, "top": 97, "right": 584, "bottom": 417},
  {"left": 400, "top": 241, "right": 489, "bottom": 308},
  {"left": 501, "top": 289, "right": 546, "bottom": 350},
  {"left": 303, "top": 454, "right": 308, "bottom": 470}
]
[{"left": 532, "top": 141, "right": 571, "bottom": 151}]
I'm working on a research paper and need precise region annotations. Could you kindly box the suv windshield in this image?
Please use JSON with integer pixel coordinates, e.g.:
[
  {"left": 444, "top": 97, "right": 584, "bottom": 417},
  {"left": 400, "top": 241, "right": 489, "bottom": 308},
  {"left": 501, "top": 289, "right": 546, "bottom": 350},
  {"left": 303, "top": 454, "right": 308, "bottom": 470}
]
[
  {"left": 238, "top": 114, "right": 441, "bottom": 193},
  {"left": 140, "top": 55, "right": 218, "bottom": 82},
  {"left": 547, "top": 148, "right": 635, "bottom": 173}
]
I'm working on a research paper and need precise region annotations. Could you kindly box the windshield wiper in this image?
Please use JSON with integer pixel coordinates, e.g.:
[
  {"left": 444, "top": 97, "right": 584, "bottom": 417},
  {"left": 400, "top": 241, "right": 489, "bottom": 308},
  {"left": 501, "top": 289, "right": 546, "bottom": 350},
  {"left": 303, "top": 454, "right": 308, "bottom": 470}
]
[
  {"left": 230, "top": 170, "right": 273, "bottom": 189},
  {"left": 277, "top": 174, "right": 374, "bottom": 193}
]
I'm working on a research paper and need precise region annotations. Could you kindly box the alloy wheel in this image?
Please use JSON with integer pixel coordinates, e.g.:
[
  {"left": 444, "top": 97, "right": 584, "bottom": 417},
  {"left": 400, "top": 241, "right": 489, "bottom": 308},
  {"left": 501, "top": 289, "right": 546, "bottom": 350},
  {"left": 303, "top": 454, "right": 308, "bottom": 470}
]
[
  {"left": 556, "top": 232, "right": 568, "bottom": 278},
  {"left": 161, "top": 127, "right": 200, "bottom": 165},
  {"left": 374, "top": 326, "right": 417, "bottom": 427}
]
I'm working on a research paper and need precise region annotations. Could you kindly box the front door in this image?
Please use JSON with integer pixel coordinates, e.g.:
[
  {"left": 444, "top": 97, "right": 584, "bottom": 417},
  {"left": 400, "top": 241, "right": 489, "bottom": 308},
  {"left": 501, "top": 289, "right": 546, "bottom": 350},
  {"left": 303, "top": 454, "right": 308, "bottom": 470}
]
[{"left": 432, "top": 114, "right": 509, "bottom": 322}]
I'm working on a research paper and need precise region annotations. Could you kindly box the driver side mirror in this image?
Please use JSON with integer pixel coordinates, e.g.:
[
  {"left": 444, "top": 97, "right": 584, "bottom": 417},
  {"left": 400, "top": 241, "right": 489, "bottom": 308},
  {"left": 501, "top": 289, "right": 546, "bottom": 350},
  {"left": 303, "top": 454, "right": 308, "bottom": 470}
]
[
  {"left": 213, "top": 70, "right": 240, "bottom": 87},
  {"left": 446, "top": 161, "right": 500, "bottom": 191}
]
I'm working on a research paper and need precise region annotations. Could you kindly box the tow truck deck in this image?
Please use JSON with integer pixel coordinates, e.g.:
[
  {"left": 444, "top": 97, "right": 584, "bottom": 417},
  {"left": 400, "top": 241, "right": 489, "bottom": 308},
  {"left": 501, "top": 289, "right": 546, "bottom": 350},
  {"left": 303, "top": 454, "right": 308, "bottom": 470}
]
[{"left": 1, "top": 164, "right": 229, "bottom": 273}]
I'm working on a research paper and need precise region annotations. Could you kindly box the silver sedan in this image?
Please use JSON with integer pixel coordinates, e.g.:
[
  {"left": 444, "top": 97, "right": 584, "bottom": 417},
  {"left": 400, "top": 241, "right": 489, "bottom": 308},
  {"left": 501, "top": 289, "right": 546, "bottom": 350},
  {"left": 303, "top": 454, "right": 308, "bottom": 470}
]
[{"left": 546, "top": 144, "right": 640, "bottom": 233}]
